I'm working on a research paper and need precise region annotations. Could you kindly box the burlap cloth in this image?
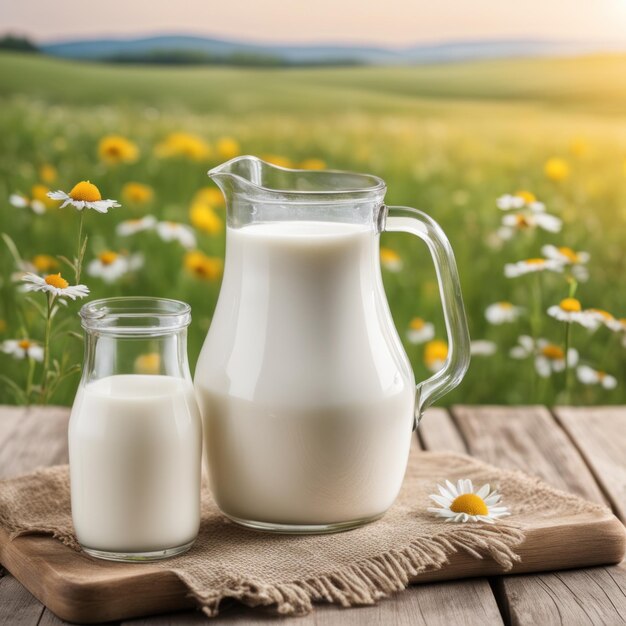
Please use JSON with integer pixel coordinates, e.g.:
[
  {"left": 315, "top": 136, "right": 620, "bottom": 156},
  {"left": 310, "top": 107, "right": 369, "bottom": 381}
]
[{"left": 0, "top": 450, "right": 609, "bottom": 618}]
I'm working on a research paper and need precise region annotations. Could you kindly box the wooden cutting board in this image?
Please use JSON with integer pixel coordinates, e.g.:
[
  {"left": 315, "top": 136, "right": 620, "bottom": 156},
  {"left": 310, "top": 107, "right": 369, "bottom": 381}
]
[{"left": 1, "top": 508, "right": 624, "bottom": 623}]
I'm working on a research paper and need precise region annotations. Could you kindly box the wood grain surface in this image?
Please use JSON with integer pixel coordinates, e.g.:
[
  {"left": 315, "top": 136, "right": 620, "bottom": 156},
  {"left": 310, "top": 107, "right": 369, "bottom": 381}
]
[{"left": 0, "top": 405, "right": 625, "bottom": 626}]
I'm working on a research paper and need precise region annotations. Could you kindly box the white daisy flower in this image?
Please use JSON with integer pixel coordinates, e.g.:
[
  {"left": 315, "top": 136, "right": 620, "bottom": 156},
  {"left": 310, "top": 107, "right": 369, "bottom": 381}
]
[
  {"left": 1, "top": 338, "right": 44, "bottom": 361},
  {"left": 509, "top": 335, "right": 535, "bottom": 359},
  {"left": 428, "top": 479, "right": 510, "bottom": 524},
  {"left": 584, "top": 309, "right": 621, "bottom": 332},
  {"left": 500, "top": 211, "right": 562, "bottom": 235},
  {"left": 156, "top": 221, "right": 197, "bottom": 249},
  {"left": 504, "top": 258, "right": 563, "bottom": 278},
  {"left": 406, "top": 317, "right": 435, "bottom": 344},
  {"left": 576, "top": 365, "right": 617, "bottom": 390},
  {"left": 535, "top": 339, "right": 578, "bottom": 378},
  {"left": 87, "top": 251, "right": 143, "bottom": 283},
  {"left": 10, "top": 193, "right": 46, "bottom": 215},
  {"left": 48, "top": 181, "right": 120, "bottom": 213},
  {"left": 547, "top": 298, "right": 599, "bottom": 329},
  {"left": 485, "top": 301, "right": 524, "bottom": 325},
  {"left": 541, "top": 245, "right": 590, "bottom": 282},
  {"left": 496, "top": 194, "right": 525, "bottom": 211},
  {"left": 116, "top": 215, "right": 157, "bottom": 237},
  {"left": 21, "top": 272, "right": 89, "bottom": 300},
  {"left": 380, "top": 247, "right": 403, "bottom": 272},
  {"left": 470, "top": 340, "right": 497, "bottom": 356}
]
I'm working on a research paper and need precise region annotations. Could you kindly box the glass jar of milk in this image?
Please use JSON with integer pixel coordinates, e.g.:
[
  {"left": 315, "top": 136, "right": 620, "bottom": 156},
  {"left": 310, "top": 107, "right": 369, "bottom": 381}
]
[{"left": 69, "top": 297, "right": 202, "bottom": 562}]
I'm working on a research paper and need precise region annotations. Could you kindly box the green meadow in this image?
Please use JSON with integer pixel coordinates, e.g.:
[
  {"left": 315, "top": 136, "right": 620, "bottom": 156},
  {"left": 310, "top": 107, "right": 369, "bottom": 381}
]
[{"left": 0, "top": 51, "right": 625, "bottom": 405}]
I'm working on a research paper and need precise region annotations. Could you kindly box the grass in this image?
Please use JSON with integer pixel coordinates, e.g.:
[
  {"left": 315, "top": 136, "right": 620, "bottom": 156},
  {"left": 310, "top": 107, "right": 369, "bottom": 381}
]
[{"left": 0, "top": 51, "right": 625, "bottom": 406}]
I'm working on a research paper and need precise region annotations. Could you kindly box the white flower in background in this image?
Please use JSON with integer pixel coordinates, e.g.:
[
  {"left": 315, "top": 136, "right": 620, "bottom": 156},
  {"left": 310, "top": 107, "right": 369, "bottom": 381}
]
[
  {"left": 21, "top": 272, "right": 89, "bottom": 300},
  {"left": 485, "top": 301, "right": 524, "bottom": 325},
  {"left": 380, "top": 247, "right": 403, "bottom": 272},
  {"left": 510, "top": 335, "right": 535, "bottom": 359},
  {"left": 584, "top": 308, "right": 622, "bottom": 332},
  {"left": 541, "top": 245, "right": 590, "bottom": 282},
  {"left": 500, "top": 210, "right": 562, "bottom": 237},
  {"left": 48, "top": 181, "right": 120, "bottom": 213},
  {"left": 496, "top": 194, "right": 525, "bottom": 211},
  {"left": 534, "top": 339, "right": 578, "bottom": 378},
  {"left": 547, "top": 298, "right": 599, "bottom": 329},
  {"left": 576, "top": 365, "right": 617, "bottom": 390},
  {"left": 504, "top": 258, "right": 563, "bottom": 278},
  {"left": 156, "top": 221, "right": 197, "bottom": 249},
  {"left": 116, "top": 215, "right": 157, "bottom": 237},
  {"left": 470, "top": 340, "right": 497, "bottom": 356},
  {"left": 87, "top": 251, "right": 144, "bottom": 283},
  {"left": 1, "top": 338, "right": 44, "bottom": 361},
  {"left": 10, "top": 193, "right": 46, "bottom": 215},
  {"left": 428, "top": 479, "right": 510, "bottom": 524},
  {"left": 406, "top": 317, "right": 435, "bottom": 344}
]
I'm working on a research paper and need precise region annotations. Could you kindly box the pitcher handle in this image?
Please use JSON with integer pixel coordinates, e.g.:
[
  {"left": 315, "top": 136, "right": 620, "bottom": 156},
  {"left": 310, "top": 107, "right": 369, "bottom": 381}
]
[{"left": 382, "top": 205, "right": 471, "bottom": 428}]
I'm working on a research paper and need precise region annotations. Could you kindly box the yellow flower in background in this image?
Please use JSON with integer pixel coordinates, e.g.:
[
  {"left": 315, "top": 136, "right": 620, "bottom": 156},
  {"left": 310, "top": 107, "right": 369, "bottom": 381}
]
[
  {"left": 424, "top": 340, "right": 448, "bottom": 373},
  {"left": 380, "top": 247, "right": 403, "bottom": 272},
  {"left": 184, "top": 251, "right": 223, "bottom": 281},
  {"left": 299, "top": 158, "right": 327, "bottom": 170},
  {"left": 98, "top": 135, "right": 139, "bottom": 164},
  {"left": 156, "top": 132, "right": 211, "bottom": 161},
  {"left": 121, "top": 182, "right": 154, "bottom": 205},
  {"left": 406, "top": 317, "right": 435, "bottom": 344},
  {"left": 0, "top": 319, "right": 7, "bottom": 334},
  {"left": 193, "top": 186, "right": 224, "bottom": 207},
  {"left": 514, "top": 190, "right": 536, "bottom": 204},
  {"left": 189, "top": 203, "right": 223, "bottom": 235},
  {"left": 39, "top": 164, "right": 57, "bottom": 184},
  {"left": 569, "top": 137, "right": 589, "bottom": 158},
  {"left": 134, "top": 352, "right": 161, "bottom": 375},
  {"left": 544, "top": 157, "right": 570, "bottom": 182},
  {"left": 216, "top": 137, "right": 240, "bottom": 160},
  {"left": 31, "top": 254, "right": 58, "bottom": 274},
  {"left": 261, "top": 154, "right": 293, "bottom": 168},
  {"left": 31, "top": 184, "right": 57, "bottom": 210}
]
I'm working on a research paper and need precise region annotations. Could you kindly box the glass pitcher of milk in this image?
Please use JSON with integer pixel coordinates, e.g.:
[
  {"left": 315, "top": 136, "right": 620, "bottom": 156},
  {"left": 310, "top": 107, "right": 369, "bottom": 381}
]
[
  {"left": 195, "top": 156, "right": 470, "bottom": 534},
  {"left": 69, "top": 297, "right": 202, "bottom": 561}
]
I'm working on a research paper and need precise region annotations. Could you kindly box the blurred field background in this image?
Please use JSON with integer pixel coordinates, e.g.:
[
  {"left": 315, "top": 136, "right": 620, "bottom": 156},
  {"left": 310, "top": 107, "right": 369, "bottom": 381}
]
[{"left": 1, "top": 50, "right": 625, "bottom": 405}]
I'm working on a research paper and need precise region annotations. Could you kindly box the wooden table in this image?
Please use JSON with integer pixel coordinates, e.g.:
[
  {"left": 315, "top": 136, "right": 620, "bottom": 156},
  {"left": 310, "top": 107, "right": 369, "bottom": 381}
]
[{"left": 1, "top": 405, "right": 625, "bottom": 625}]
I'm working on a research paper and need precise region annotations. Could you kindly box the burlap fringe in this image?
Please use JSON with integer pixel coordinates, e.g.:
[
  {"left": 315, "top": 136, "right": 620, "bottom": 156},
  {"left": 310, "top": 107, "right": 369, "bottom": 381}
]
[{"left": 184, "top": 523, "right": 525, "bottom": 617}]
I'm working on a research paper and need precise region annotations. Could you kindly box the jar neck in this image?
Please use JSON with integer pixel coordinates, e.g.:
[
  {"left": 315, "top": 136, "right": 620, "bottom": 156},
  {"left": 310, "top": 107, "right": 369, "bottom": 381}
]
[{"left": 82, "top": 328, "right": 191, "bottom": 384}]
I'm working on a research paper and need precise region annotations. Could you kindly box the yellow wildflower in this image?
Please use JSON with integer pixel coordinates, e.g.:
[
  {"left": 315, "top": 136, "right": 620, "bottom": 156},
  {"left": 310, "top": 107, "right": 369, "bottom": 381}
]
[
  {"left": 544, "top": 157, "right": 570, "bottom": 182},
  {"left": 39, "top": 164, "right": 57, "bottom": 184},
  {"left": 156, "top": 132, "right": 211, "bottom": 161},
  {"left": 189, "top": 203, "right": 223, "bottom": 235},
  {"left": 299, "top": 158, "right": 327, "bottom": 170},
  {"left": 31, "top": 254, "right": 58, "bottom": 273},
  {"left": 380, "top": 247, "right": 403, "bottom": 272},
  {"left": 514, "top": 190, "right": 536, "bottom": 204},
  {"left": 184, "top": 251, "right": 223, "bottom": 281},
  {"left": 261, "top": 154, "right": 293, "bottom": 168},
  {"left": 121, "top": 182, "right": 154, "bottom": 205},
  {"left": 193, "top": 186, "right": 224, "bottom": 207},
  {"left": 98, "top": 135, "right": 139, "bottom": 164},
  {"left": 424, "top": 340, "right": 448, "bottom": 373},
  {"left": 31, "top": 184, "right": 57, "bottom": 210},
  {"left": 134, "top": 353, "right": 161, "bottom": 375},
  {"left": 569, "top": 137, "right": 589, "bottom": 158},
  {"left": 216, "top": 137, "right": 240, "bottom": 160}
]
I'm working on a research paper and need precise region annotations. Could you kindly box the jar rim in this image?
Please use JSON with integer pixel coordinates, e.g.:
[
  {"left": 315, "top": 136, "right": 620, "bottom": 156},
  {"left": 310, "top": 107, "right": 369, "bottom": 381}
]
[{"left": 80, "top": 297, "right": 191, "bottom": 335}]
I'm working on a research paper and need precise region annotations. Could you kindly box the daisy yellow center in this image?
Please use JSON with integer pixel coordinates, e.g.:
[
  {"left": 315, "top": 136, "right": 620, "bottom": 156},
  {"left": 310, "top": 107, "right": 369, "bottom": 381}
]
[
  {"left": 498, "top": 301, "right": 514, "bottom": 309},
  {"left": 558, "top": 247, "right": 579, "bottom": 263},
  {"left": 99, "top": 251, "right": 118, "bottom": 265},
  {"left": 597, "top": 371, "right": 606, "bottom": 381},
  {"left": 44, "top": 273, "right": 69, "bottom": 289},
  {"left": 424, "top": 340, "right": 448, "bottom": 364},
  {"left": 410, "top": 317, "right": 425, "bottom": 330},
  {"left": 541, "top": 344, "right": 564, "bottom": 360},
  {"left": 380, "top": 248, "right": 400, "bottom": 263},
  {"left": 526, "top": 258, "right": 545, "bottom": 265},
  {"left": 515, "top": 214, "right": 532, "bottom": 228},
  {"left": 18, "top": 339, "right": 31, "bottom": 350},
  {"left": 560, "top": 298, "right": 581, "bottom": 313},
  {"left": 69, "top": 181, "right": 102, "bottom": 202},
  {"left": 450, "top": 494, "right": 488, "bottom": 516},
  {"left": 515, "top": 190, "right": 536, "bottom": 204}
]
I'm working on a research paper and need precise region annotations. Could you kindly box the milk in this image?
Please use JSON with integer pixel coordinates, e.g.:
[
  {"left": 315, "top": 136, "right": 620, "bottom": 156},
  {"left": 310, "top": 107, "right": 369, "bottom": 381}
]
[
  {"left": 69, "top": 374, "right": 202, "bottom": 553},
  {"left": 195, "top": 221, "right": 415, "bottom": 527}
]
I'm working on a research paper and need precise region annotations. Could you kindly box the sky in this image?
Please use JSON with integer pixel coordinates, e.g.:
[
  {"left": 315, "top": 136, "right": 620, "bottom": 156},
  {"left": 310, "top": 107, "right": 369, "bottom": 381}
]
[{"left": 2, "top": 0, "right": 626, "bottom": 46}]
